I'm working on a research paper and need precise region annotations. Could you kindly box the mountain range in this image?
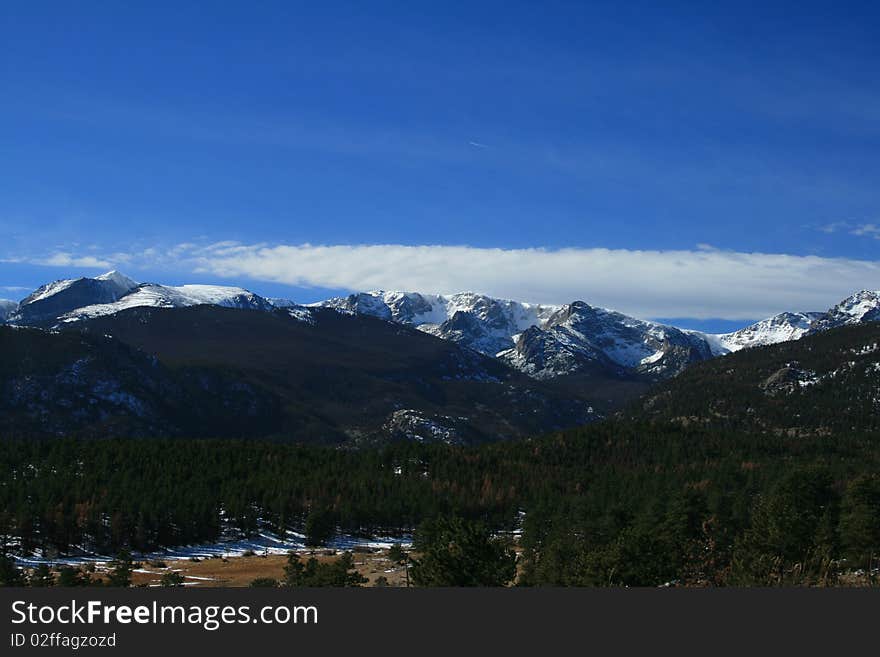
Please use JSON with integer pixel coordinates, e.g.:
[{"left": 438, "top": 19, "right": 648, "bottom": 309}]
[
  {"left": 1, "top": 270, "right": 879, "bottom": 444},
  {"left": 0, "top": 275, "right": 597, "bottom": 443},
  {"left": 318, "top": 289, "right": 880, "bottom": 369},
  {"left": 2, "top": 271, "right": 880, "bottom": 382}
]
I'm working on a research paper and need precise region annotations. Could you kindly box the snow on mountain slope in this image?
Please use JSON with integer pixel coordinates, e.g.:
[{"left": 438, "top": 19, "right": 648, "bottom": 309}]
[
  {"left": 95, "top": 270, "right": 139, "bottom": 291},
  {"left": 9, "top": 271, "right": 317, "bottom": 327},
  {"left": 496, "top": 323, "right": 613, "bottom": 379},
  {"left": 11, "top": 271, "right": 140, "bottom": 325},
  {"left": 319, "top": 292, "right": 713, "bottom": 380},
  {"left": 315, "top": 290, "right": 558, "bottom": 356},
  {"left": 704, "top": 291, "right": 880, "bottom": 355},
  {"left": 498, "top": 301, "right": 713, "bottom": 380},
  {"left": 811, "top": 290, "right": 880, "bottom": 332},
  {"left": 59, "top": 282, "right": 276, "bottom": 323},
  {"left": 263, "top": 298, "right": 316, "bottom": 323},
  {"left": 709, "top": 312, "right": 825, "bottom": 354},
  {"left": 24, "top": 278, "right": 79, "bottom": 304},
  {"left": 0, "top": 299, "right": 18, "bottom": 322},
  {"left": 285, "top": 306, "right": 316, "bottom": 324},
  {"left": 21, "top": 270, "right": 138, "bottom": 306},
  {"left": 267, "top": 297, "right": 299, "bottom": 308}
]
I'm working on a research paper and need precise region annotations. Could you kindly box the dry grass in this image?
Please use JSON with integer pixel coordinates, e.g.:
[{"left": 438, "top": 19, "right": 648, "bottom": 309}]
[{"left": 32, "top": 548, "right": 413, "bottom": 588}]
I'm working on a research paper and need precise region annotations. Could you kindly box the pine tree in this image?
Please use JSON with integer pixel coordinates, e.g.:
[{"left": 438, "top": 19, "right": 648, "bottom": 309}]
[
  {"left": 29, "top": 564, "right": 55, "bottom": 587},
  {"left": 159, "top": 571, "right": 185, "bottom": 587},
  {"left": 410, "top": 515, "right": 516, "bottom": 587},
  {"left": 283, "top": 551, "right": 366, "bottom": 587},
  {"left": 106, "top": 550, "right": 134, "bottom": 587},
  {"left": 731, "top": 468, "right": 837, "bottom": 585},
  {"left": 0, "top": 554, "right": 24, "bottom": 586},
  {"left": 840, "top": 475, "right": 880, "bottom": 572},
  {"left": 387, "top": 543, "right": 406, "bottom": 564},
  {"left": 283, "top": 552, "right": 306, "bottom": 586},
  {"left": 57, "top": 566, "right": 91, "bottom": 587},
  {"left": 249, "top": 577, "right": 279, "bottom": 587},
  {"left": 304, "top": 508, "right": 335, "bottom": 547}
]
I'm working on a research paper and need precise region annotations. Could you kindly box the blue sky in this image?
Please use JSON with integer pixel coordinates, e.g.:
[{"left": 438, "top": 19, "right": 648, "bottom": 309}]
[{"left": 1, "top": 1, "right": 879, "bottom": 330}]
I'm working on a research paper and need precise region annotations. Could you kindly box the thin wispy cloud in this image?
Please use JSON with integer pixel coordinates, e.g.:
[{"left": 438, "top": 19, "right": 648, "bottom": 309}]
[
  {"left": 3, "top": 251, "right": 133, "bottom": 269},
  {"left": 818, "top": 222, "right": 880, "bottom": 239},
  {"left": 40, "top": 253, "right": 116, "bottom": 268},
  {"left": 851, "top": 224, "right": 880, "bottom": 239},
  {"left": 818, "top": 221, "right": 850, "bottom": 234}
]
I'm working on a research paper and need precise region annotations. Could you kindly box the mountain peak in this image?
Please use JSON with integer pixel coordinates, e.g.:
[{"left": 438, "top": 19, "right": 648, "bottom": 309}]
[
  {"left": 315, "top": 289, "right": 559, "bottom": 355},
  {"left": 811, "top": 289, "right": 880, "bottom": 332},
  {"left": 97, "top": 269, "right": 132, "bottom": 281},
  {"left": 95, "top": 270, "right": 139, "bottom": 293},
  {"left": 713, "top": 311, "right": 823, "bottom": 353}
]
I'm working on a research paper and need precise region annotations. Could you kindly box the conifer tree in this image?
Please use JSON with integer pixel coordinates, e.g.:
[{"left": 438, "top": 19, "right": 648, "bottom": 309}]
[
  {"left": 411, "top": 515, "right": 516, "bottom": 587},
  {"left": 0, "top": 554, "right": 24, "bottom": 586},
  {"left": 57, "top": 566, "right": 91, "bottom": 587},
  {"left": 304, "top": 508, "right": 335, "bottom": 547},
  {"left": 106, "top": 550, "right": 134, "bottom": 587},
  {"left": 840, "top": 475, "right": 880, "bottom": 571},
  {"left": 29, "top": 564, "right": 55, "bottom": 587},
  {"left": 160, "top": 571, "right": 185, "bottom": 587}
]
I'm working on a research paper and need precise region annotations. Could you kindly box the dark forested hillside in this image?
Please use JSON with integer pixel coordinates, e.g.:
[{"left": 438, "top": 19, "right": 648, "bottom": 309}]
[
  {"left": 0, "top": 326, "right": 284, "bottom": 439},
  {"left": 74, "top": 305, "right": 598, "bottom": 444},
  {"left": 0, "top": 306, "right": 597, "bottom": 444},
  {"left": 631, "top": 322, "right": 880, "bottom": 435}
]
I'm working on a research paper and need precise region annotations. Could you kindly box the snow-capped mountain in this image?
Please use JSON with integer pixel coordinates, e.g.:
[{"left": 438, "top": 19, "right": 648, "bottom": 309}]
[
  {"left": 315, "top": 291, "right": 558, "bottom": 356},
  {"left": 706, "top": 290, "right": 880, "bottom": 354},
  {"left": 59, "top": 282, "right": 277, "bottom": 323},
  {"left": 315, "top": 288, "right": 880, "bottom": 381},
  {"left": 498, "top": 301, "right": 713, "bottom": 380},
  {"left": 5, "top": 269, "right": 879, "bottom": 385},
  {"left": 10, "top": 270, "right": 139, "bottom": 325},
  {"left": 707, "top": 311, "right": 826, "bottom": 354},
  {"left": 810, "top": 290, "right": 880, "bottom": 332},
  {"left": 0, "top": 299, "right": 18, "bottom": 322},
  {"left": 317, "top": 292, "right": 713, "bottom": 380},
  {"left": 5, "top": 271, "right": 308, "bottom": 327}
]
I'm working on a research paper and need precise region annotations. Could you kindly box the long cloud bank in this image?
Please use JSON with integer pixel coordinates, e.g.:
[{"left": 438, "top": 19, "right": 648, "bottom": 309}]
[
  {"left": 10, "top": 242, "right": 880, "bottom": 320},
  {"left": 182, "top": 243, "right": 880, "bottom": 320}
]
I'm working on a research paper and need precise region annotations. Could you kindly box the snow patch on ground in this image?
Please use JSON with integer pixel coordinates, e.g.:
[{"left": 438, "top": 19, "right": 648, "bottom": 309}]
[{"left": 13, "top": 529, "right": 412, "bottom": 567}]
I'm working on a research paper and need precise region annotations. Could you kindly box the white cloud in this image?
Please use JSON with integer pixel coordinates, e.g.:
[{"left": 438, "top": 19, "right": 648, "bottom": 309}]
[
  {"left": 818, "top": 221, "right": 850, "bottom": 234},
  {"left": 851, "top": 223, "right": 880, "bottom": 239},
  {"left": 182, "top": 242, "right": 880, "bottom": 320},
  {"left": 39, "top": 253, "right": 114, "bottom": 268},
  {"left": 818, "top": 221, "right": 880, "bottom": 239}
]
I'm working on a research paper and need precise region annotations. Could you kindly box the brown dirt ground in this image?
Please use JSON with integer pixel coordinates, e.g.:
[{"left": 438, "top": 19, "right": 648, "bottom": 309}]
[{"left": 34, "top": 548, "right": 412, "bottom": 588}]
